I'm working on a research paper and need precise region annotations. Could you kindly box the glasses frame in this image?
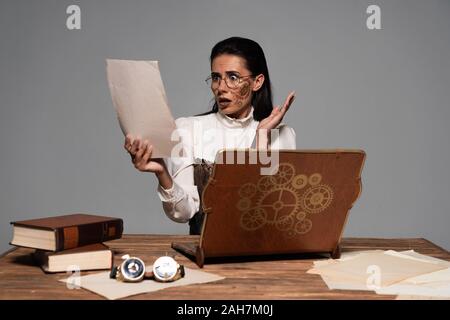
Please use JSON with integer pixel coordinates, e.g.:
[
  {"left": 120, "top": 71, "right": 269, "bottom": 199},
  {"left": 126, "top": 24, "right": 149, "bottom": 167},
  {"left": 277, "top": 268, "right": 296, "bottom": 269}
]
[{"left": 205, "top": 73, "right": 255, "bottom": 89}]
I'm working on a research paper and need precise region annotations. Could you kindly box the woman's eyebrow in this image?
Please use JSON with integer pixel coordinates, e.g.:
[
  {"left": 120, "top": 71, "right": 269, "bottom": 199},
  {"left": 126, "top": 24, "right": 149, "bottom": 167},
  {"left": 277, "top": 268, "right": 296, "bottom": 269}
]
[
  {"left": 225, "top": 70, "right": 240, "bottom": 75},
  {"left": 210, "top": 70, "right": 241, "bottom": 76}
]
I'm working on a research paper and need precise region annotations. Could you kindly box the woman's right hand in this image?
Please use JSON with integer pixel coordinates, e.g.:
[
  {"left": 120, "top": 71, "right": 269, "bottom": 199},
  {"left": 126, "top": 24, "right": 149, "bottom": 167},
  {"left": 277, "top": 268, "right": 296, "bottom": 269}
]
[{"left": 124, "top": 134, "right": 166, "bottom": 174}]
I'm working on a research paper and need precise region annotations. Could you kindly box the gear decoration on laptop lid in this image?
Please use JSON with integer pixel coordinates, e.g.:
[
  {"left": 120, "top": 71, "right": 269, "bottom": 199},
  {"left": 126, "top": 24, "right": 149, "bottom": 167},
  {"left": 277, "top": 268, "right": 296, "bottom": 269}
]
[
  {"left": 302, "top": 185, "right": 333, "bottom": 214},
  {"left": 237, "top": 163, "right": 334, "bottom": 237}
]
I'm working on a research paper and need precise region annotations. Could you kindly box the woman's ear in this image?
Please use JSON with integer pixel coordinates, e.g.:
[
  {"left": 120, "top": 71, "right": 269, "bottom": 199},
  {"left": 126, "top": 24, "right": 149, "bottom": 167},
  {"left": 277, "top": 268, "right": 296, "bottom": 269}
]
[{"left": 252, "top": 74, "right": 265, "bottom": 92}]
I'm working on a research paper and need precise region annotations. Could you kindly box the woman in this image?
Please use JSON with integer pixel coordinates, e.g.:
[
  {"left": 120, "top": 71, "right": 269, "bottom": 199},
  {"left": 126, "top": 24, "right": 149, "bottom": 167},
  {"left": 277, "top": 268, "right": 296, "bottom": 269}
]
[{"left": 124, "top": 37, "right": 296, "bottom": 234}]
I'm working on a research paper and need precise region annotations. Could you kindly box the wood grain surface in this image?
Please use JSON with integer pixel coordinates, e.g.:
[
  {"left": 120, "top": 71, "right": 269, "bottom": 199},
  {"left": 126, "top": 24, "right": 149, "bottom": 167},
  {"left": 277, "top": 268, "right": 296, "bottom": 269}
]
[{"left": 0, "top": 235, "right": 448, "bottom": 300}]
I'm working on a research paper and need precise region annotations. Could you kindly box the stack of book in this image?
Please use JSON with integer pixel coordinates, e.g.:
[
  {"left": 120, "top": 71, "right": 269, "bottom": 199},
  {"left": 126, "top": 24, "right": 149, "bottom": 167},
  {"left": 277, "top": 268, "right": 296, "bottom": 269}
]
[{"left": 10, "top": 213, "right": 123, "bottom": 273}]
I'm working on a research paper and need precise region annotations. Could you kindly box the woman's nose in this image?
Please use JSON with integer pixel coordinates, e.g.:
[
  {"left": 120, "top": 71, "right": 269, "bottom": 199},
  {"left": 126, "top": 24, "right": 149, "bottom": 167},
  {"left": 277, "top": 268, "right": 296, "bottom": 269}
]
[{"left": 217, "top": 77, "right": 228, "bottom": 91}]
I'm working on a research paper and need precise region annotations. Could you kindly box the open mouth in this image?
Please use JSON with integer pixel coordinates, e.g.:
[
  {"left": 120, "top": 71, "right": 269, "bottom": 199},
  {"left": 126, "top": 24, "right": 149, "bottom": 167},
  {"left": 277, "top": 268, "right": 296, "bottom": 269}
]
[{"left": 218, "top": 97, "right": 232, "bottom": 107}]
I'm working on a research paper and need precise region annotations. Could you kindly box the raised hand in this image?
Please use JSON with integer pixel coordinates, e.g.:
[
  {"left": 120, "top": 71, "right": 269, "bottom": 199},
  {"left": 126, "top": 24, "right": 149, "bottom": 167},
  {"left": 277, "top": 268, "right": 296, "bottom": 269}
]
[{"left": 257, "top": 91, "right": 295, "bottom": 130}]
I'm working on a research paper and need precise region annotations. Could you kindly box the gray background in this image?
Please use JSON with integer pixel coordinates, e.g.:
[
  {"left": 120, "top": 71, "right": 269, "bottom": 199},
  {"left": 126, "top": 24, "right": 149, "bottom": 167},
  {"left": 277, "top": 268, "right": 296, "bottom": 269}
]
[{"left": 1, "top": 0, "right": 449, "bottom": 254}]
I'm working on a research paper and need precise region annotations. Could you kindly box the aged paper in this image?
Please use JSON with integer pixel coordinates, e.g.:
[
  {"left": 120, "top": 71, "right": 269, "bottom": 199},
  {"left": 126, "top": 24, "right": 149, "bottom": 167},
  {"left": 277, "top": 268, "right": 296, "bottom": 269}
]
[
  {"left": 384, "top": 250, "right": 450, "bottom": 267},
  {"left": 308, "top": 250, "right": 450, "bottom": 297},
  {"left": 309, "top": 251, "right": 446, "bottom": 287},
  {"left": 60, "top": 267, "right": 225, "bottom": 300},
  {"left": 377, "top": 280, "right": 450, "bottom": 298},
  {"left": 309, "top": 250, "right": 389, "bottom": 291},
  {"left": 378, "top": 252, "right": 450, "bottom": 298},
  {"left": 106, "top": 59, "right": 178, "bottom": 158}
]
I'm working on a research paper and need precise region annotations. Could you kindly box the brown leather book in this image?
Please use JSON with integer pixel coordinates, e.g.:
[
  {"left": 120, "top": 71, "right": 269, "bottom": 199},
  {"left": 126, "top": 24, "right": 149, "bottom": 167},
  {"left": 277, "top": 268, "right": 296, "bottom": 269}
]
[
  {"left": 33, "top": 243, "right": 113, "bottom": 273},
  {"left": 10, "top": 213, "right": 123, "bottom": 251}
]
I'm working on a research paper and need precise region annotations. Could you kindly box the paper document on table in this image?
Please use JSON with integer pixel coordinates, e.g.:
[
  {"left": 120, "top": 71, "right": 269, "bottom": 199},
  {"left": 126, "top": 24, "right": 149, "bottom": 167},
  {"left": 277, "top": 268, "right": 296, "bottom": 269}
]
[
  {"left": 106, "top": 59, "right": 178, "bottom": 158},
  {"left": 308, "top": 250, "right": 450, "bottom": 298},
  {"left": 60, "top": 267, "right": 225, "bottom": 300},
  {"left": 309, "top": 251, "right": 446, "bottom": 287}
]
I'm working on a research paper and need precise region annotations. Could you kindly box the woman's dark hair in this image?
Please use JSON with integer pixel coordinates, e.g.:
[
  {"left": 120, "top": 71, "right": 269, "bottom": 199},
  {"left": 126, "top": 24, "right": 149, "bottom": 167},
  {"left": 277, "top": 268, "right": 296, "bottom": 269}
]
[{"left": 197, "top": 37, "right": 273, "bottom": 121}]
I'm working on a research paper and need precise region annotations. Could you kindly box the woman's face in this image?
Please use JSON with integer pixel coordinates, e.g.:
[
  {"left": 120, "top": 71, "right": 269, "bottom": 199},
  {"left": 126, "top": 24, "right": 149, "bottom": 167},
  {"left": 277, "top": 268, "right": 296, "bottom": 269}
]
[{"left": 210, "top": 54, "right": 264, "bottom": 119}]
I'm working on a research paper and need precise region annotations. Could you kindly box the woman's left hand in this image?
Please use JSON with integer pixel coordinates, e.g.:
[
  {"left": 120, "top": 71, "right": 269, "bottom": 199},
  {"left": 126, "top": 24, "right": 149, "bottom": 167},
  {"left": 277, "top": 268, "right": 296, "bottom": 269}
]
[{"left": 257, "top": 91, "right": 295, "bottom": 130}]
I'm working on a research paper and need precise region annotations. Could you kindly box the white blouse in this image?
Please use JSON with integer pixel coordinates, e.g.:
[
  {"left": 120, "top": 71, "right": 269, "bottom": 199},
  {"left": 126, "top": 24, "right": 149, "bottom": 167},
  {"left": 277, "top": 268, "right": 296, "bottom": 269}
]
[{"left": 156, "top": 106, "right": 297, "bottom": 223}]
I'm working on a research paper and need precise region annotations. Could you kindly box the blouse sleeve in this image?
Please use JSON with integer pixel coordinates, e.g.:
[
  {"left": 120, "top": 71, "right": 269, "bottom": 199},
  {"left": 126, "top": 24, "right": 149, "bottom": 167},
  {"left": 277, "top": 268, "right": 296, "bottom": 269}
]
[
  {"left": 156, "top": 161, "right": 200, "bottom": 223},
  {"left": 155, "top": 117, "right": 200, "bottom": 223}
]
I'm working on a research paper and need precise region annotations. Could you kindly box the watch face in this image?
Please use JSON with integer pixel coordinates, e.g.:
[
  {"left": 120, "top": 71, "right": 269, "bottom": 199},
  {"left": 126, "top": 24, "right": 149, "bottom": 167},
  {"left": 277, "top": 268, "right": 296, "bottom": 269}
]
[
  {"left": 121, "top": 257, "right": 145, "bottom": 281},
  {"left": 153, "top": 256, "right": 178, "bottom": 281}
]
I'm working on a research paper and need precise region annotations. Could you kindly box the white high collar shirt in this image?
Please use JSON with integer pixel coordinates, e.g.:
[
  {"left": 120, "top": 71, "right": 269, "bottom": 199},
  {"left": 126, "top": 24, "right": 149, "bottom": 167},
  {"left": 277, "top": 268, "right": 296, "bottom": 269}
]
[{"left": 157, "top": 106, "right": 296, "bottom": 223}]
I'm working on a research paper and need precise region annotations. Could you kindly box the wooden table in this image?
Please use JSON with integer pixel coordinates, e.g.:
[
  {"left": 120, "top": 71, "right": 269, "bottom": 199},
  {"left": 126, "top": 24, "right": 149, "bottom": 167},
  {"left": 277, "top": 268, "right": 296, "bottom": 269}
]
[{"left": 0, "top": 235, "right": 448, "bottom": 300}]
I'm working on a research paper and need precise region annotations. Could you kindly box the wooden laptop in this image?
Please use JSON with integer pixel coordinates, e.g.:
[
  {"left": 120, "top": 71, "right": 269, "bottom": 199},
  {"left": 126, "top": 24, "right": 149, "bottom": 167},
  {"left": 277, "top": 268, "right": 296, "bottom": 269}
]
[{"left": 172, "top": 149, "right": 366, "bottom": 267}]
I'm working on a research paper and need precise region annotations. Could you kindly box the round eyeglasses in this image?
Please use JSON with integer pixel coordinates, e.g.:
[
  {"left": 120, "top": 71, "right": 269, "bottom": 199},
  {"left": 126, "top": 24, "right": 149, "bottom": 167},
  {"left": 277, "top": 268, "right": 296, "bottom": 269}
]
[{"left": 205, "top": 73, "right": 254, "bottom": 89}]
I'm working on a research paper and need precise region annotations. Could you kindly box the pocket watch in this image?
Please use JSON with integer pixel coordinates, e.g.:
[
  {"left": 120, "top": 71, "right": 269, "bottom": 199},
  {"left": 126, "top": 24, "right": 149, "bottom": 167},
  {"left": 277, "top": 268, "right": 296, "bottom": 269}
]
[
  {"left": 110, "top": 254, "right": 147, "bottom": 282},
  {"left": 152, "top": 256, "right": 185, "bottom": 282}
]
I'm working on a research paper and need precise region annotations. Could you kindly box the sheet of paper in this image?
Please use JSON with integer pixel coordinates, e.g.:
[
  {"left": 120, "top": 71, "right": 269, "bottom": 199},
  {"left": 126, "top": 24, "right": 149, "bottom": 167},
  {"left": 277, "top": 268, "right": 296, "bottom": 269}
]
[
  {"left": 396, "top": 294, "right": 450, "bottom": 300},
  {"left": 308, "top": 250, "right": 450, "bottom": 297},
  {"left": 376, "top": 281, "right": 450, "bottom": 298},
  {"left": 309, "top": 250, "right": 394, "bottom": 291},
  {"left": 378, "top": 263, "right": 450, "bottom": 298},
  {"left": 318, "top": 274, "right": 376, "bottom": 291},
  {"left": 106, "top": 59, "right": 178, "bottom": 158},
  {"left": 309, "top": 251, "right": 447, "bottom": 287},
  {"left": 384, "top": 250, "right": 450, "bottom": 267},
  {"left": 405, "top": 268, "right": 450, "bottom": 285},
  {"left": 60, "top": 267, "right": 225, "bottom": 300},
  {"left": 312, "top": 250, "right": 385, "bottom": 268}
]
